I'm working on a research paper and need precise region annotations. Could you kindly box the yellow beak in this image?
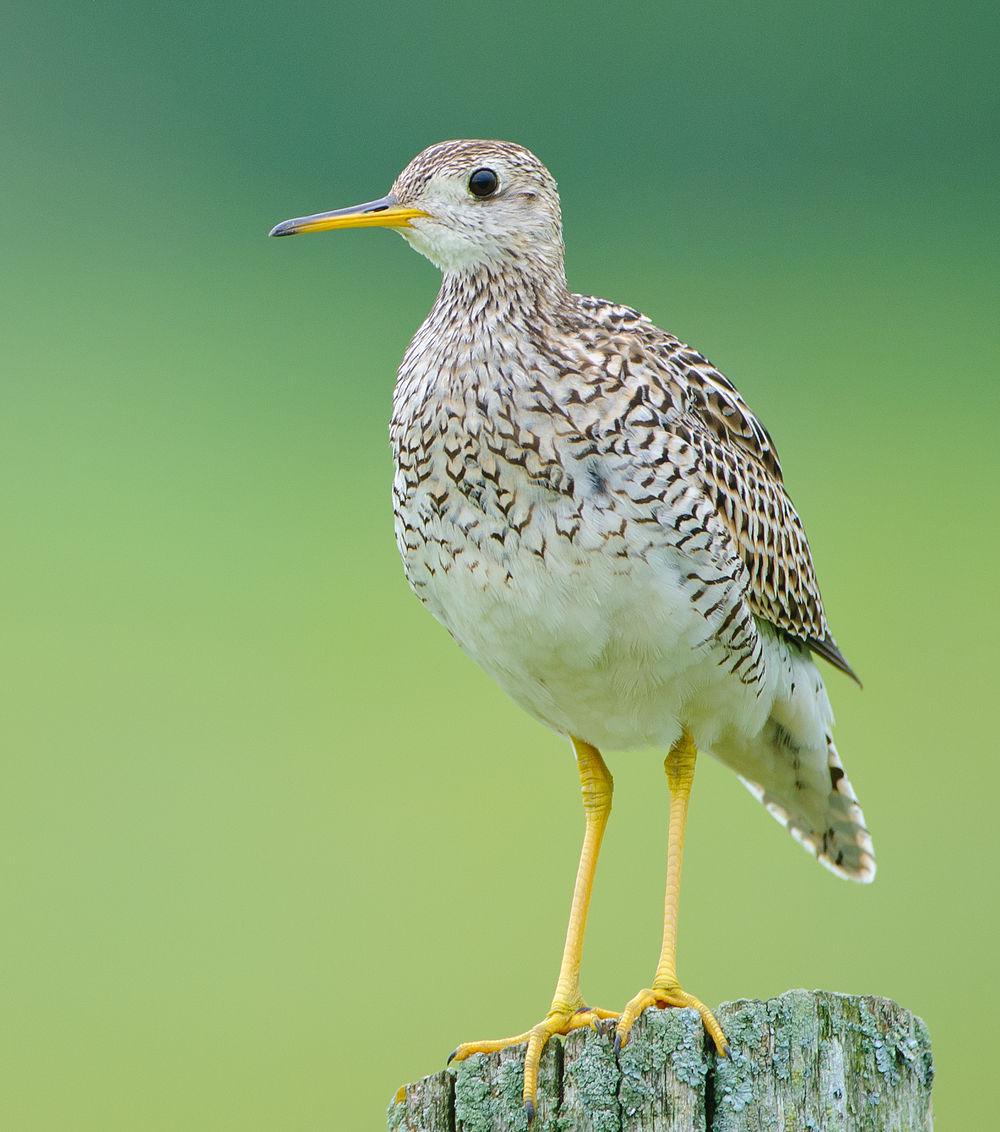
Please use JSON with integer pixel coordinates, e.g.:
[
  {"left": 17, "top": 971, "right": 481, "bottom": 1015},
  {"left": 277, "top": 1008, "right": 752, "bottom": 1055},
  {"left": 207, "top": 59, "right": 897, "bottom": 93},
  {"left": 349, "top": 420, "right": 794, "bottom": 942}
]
[{"left": 268, "top": 194, "right": 427, "bottom": 237}]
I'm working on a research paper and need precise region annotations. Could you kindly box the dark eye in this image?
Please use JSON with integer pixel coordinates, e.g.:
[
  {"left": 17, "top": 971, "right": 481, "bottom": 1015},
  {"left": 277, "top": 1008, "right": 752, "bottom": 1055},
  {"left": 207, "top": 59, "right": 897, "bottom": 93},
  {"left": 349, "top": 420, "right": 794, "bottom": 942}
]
[{"left": 468, "top": 167, "right": 499, "bottom": 198}]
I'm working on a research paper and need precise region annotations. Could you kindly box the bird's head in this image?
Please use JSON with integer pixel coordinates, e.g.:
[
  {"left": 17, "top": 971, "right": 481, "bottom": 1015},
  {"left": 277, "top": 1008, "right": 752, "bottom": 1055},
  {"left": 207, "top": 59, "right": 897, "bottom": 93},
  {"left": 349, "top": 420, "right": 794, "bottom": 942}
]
[{"left": 270, "top": 140, "right": 564, "bottom": 276}]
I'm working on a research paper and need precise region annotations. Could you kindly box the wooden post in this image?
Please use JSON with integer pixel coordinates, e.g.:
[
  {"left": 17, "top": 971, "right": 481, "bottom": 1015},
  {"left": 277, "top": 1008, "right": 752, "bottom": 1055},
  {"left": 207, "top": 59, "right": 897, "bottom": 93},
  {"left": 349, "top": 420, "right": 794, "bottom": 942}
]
[{"left": 387, "top": 990, "right": 933, "bottom": 1131}]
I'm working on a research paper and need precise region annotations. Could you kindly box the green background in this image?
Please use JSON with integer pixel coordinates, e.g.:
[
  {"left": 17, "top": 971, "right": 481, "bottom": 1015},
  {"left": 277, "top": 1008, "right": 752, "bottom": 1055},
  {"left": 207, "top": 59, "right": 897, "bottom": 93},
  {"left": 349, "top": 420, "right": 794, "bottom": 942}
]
[{"left": 3, "top": 0, "right": 997, "bottom": 1127}]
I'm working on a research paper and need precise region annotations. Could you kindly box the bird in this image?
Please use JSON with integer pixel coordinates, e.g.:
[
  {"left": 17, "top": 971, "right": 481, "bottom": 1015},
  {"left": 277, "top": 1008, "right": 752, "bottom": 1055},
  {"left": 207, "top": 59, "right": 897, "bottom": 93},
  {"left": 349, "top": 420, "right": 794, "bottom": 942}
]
[{"left": 269, "top": 139, "right": 875, "bottom": 1121}]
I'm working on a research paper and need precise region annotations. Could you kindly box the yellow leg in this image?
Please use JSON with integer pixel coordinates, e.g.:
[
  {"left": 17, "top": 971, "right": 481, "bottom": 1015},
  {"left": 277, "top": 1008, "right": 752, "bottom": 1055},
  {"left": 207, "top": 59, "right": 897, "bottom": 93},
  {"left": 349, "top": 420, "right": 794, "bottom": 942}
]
[
  {"left": 614, "top": 729, "right": 729, "bottom": 1056},
  {"left": 449, "top": 737, "right": 619, "bottom": 1121}
]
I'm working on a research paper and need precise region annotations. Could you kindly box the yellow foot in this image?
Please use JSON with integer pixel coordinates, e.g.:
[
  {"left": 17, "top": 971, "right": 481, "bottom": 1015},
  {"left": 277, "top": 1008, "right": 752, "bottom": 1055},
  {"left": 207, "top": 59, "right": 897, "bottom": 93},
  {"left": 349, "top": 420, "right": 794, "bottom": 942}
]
[
  {"left": 449, "top": 1004, "right": 619, "bottom": 1121},
  {"left": 614, "top": 984, "right": 729, "bottom": 1057}
]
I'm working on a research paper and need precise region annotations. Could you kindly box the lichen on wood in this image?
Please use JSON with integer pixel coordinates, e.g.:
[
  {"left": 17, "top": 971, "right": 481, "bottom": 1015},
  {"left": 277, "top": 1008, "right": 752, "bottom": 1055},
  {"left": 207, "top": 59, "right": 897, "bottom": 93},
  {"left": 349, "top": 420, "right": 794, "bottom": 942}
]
[
  {"left": 712, "top": 991, "right": 933, "bottom": 1131},
  {"left": 387, "top": 991, "right": 933, "bottom": 1132}
]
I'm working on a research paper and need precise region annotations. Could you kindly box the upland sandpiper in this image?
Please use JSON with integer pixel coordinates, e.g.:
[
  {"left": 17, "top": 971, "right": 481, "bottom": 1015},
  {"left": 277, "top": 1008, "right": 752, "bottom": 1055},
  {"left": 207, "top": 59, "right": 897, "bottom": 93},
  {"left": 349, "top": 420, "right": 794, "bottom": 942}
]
[{"left": 270, "top": 140, "right": 875, "bottom": 1121}]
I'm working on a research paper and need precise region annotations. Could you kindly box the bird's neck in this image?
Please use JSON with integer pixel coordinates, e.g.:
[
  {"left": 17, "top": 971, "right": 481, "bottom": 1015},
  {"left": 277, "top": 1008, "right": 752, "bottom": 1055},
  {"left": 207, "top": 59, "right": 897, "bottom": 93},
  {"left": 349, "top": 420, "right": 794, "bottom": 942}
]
[
  {"left": 433, "top": 255, "right": 570, "bottom": 336},
  {"left": 396, "top": 255, "right": 569, "bottom": 411}
]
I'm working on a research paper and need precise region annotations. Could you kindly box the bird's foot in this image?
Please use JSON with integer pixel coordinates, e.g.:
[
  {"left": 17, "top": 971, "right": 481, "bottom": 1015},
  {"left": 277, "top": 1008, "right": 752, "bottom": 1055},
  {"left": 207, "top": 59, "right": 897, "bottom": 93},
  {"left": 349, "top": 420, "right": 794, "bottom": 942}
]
[
  {"left": 614, "top": 983, "right": 729, "bottom": 1056},
  {"left": 449, "top": 1003, "right": 619, "bottom": 1120}
]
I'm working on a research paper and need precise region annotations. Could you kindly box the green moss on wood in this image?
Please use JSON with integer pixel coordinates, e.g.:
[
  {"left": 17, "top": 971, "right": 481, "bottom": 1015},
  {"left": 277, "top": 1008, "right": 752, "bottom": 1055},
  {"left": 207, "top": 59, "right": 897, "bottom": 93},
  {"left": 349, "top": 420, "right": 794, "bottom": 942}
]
[
  {"left": 387, "top": 1069, "right": 453, "bottom": 1132},
  {"left": 618, "top": 1008, "right": 708, "bottom": 1130},
  {"left": 712, "top": 991, "right": 933, "bottom": 1132},
  {"left": 453, "top": 1040, "right": 561, "bottom": 1132},
  {"left": 559, "top": 1025, "right": 621, "bottom": 1132},
  {"left": 390, "top": 991, "right": 933, "bottom": 1131}
]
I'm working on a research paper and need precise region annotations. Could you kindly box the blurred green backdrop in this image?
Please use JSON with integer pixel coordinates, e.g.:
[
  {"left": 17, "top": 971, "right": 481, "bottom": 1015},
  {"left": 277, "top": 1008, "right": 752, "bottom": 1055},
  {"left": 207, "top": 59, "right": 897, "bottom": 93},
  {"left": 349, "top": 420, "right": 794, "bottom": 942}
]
[{"left": 3, "top": 0, "right": 998, "bottom": 1127}]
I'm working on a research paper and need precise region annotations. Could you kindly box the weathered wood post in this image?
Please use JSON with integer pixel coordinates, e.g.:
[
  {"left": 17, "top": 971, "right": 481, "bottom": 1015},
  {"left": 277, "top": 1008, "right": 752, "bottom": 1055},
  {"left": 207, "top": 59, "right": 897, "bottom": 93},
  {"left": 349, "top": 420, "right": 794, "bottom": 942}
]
[{"left": 388, "top": 990, "right": 933, "bottom": 1131}]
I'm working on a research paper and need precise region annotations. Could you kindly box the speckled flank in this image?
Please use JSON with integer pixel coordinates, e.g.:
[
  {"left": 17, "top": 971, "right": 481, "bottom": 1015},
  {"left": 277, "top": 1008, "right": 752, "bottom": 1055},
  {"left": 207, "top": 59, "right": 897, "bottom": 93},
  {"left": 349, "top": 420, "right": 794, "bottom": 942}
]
[{"left": 386, "top": 139, "right": 874, "bottom": 880}]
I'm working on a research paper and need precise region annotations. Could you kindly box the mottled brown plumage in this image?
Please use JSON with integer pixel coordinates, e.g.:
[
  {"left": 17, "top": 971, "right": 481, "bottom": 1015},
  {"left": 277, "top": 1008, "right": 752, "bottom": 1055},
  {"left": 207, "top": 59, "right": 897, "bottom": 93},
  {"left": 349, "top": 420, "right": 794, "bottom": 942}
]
[
  {"left": 380, "top": 140, "right": 874, "bottom": 877},
  {"left": 270, "top": 139, "right": 874, "bottom": 1122},
  {"left": 390, "top": 140, "right": 857, "bottom": 688}
]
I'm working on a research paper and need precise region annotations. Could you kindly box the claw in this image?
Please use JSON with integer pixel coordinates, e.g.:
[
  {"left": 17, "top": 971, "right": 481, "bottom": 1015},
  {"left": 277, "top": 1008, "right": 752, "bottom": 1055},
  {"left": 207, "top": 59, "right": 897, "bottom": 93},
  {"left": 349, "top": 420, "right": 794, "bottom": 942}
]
[
  {"left": 722, "top": 1041, "right": 732, "bottom": 1059},
  {"left": 449, "top": 1004, "right": 616, "bottom": 1118},
  {"left": 615, "top": 985, "right": 727, "bottom": 1059},
  {"left": 446, "top": 1047, "right": 458, "bottom": 1065}
]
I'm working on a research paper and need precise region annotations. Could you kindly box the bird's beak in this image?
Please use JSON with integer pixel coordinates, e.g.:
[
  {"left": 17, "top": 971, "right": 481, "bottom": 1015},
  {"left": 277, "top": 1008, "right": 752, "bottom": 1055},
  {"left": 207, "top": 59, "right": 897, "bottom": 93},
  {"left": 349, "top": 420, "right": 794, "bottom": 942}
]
[{"left": 268, "top": 193, "right": 427, "bottom": 238}]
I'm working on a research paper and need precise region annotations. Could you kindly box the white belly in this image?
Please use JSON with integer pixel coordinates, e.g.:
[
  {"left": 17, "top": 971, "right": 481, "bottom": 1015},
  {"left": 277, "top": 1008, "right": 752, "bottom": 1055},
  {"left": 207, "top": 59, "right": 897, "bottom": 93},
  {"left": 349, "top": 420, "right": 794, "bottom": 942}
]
[{"left": 404, "top": 501, "right": 773, "bottom": 752}]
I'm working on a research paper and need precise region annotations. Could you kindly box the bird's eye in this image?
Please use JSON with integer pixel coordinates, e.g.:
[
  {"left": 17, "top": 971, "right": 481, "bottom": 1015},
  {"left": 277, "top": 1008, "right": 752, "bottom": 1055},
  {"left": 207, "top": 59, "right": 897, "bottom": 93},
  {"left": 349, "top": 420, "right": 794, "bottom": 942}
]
[{"left": 468, "top": 167, "right": 500, "bottom": 198}]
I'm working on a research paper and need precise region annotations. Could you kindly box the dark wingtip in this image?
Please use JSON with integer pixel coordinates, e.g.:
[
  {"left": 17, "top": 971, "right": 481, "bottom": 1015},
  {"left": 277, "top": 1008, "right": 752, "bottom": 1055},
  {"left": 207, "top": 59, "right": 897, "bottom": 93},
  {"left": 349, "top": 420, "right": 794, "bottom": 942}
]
[{"left": 805, "top": 633, "right": 862, "bottom": 687}]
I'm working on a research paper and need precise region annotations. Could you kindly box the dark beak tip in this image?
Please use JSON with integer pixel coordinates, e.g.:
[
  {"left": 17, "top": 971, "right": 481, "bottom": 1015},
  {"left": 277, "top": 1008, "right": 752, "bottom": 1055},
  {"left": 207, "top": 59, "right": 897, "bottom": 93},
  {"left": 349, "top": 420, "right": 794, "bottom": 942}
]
[{"left": 268, "top": 222, "right": 294, "bottom": 238}]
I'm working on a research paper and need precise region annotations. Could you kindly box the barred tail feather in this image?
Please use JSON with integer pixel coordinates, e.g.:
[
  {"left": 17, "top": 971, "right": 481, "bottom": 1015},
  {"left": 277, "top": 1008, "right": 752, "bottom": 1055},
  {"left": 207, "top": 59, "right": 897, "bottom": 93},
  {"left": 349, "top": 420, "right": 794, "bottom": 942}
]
[{"left": 715, "top": 724, "right": 876, "bottom": 883}]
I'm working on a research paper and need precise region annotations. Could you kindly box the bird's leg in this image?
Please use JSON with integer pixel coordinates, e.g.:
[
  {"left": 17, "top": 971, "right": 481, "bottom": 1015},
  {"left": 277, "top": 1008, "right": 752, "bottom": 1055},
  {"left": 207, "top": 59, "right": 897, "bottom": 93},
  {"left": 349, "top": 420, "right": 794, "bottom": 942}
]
[
  {"left": 449, "top": 737, "right": 618, "bottom": 1120},
  {"left": 614, "top": 729, "right": 728, "bottom": 1056}
]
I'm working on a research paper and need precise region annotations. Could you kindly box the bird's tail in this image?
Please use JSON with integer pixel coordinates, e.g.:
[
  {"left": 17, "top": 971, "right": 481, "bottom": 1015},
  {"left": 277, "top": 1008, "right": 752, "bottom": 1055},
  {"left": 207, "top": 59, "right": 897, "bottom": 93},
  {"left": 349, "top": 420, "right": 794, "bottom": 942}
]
[{"left": 713, "top": 722, "right": 876, "bottom": 883}]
